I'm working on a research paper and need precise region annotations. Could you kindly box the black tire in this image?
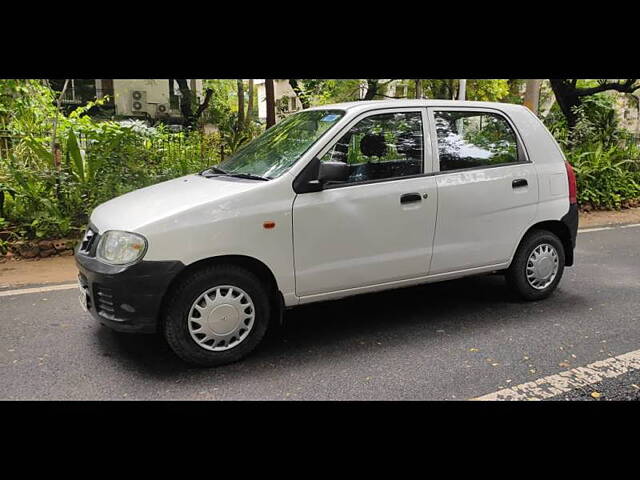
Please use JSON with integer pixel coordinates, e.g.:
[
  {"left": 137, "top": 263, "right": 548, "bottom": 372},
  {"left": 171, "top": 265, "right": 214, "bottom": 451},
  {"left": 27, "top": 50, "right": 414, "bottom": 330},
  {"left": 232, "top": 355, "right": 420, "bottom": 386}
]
[
  {"left": 163, "top": 264, "right": 271, "bottom": 367},
  {"left": 506, "top": 229, "right": 565, "bottom": 301}
]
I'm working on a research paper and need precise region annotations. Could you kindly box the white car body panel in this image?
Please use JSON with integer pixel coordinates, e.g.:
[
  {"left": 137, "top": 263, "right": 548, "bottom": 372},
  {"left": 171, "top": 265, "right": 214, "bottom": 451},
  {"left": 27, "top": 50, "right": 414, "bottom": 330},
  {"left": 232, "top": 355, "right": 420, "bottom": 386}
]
[
  {"left": 293, "top": 175, "right": 438, "bottom": 296},
  {"left": 429, "top": 163, "right": 539, "bottom": 274},
  {"left": 87, "top": 99, "right": 572, "bottom": 309}
]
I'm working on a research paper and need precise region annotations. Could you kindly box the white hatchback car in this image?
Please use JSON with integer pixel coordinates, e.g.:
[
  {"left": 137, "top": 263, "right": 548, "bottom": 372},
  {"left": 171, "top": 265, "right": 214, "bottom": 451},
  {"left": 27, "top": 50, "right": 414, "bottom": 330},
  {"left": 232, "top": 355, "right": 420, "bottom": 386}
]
[{"left": 76, "top": 100, "right": 578, "bottom": 366}]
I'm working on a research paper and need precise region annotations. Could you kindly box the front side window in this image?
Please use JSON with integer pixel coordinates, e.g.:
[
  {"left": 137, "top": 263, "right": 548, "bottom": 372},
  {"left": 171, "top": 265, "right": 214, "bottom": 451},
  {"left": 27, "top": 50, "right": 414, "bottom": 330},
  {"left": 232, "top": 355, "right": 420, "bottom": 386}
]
[
  {"left": 218, "top": 109, "right": 344, "bottom": 179},
  {"left": 320, "top": 111, "right": 423, "bottom": 184},
  {"left": 434, "top": 111, "right": 519, "bottom": 172}
]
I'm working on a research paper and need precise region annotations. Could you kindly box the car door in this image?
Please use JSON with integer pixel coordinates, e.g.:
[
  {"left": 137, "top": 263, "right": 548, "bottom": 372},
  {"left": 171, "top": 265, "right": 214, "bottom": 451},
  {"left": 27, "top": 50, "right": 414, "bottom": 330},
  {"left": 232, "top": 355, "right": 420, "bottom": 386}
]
[
  {"left": 427, "top": 107, "right": 539, "bottom": 275},
  {"left": 292, "top": 108, "right": 438, "bottom": 298}
]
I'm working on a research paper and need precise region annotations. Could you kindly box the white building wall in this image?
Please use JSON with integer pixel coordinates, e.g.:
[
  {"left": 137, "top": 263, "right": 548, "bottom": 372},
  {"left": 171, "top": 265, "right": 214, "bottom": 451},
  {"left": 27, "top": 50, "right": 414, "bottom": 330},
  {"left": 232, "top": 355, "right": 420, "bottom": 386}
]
[
  {"left": 112, "top": 79, "right": 204, "bottom": 118},
  {"left": 255, "top": 79, "right": 301, "bottom": 122}
]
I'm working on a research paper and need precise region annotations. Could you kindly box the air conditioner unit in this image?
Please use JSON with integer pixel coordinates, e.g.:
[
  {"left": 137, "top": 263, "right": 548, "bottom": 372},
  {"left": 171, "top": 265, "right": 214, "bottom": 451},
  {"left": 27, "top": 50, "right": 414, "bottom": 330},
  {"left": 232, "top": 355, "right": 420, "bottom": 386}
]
[
  {"left": 156, "top": 103, "right": 169, "bottom": 116},
  {"left": 131, "top": 90, "right": 147, "bottom": 114}
]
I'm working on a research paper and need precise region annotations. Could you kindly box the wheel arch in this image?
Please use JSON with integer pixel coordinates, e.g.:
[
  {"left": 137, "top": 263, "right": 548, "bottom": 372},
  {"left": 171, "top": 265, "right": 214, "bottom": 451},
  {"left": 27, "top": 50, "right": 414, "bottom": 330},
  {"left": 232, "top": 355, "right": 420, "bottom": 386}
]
[
  {"left": 515, "top": 220, "right": 574, "bottom": 267},
  {"left": 159, "top": 254, "right": 284, "bottom": 331}
]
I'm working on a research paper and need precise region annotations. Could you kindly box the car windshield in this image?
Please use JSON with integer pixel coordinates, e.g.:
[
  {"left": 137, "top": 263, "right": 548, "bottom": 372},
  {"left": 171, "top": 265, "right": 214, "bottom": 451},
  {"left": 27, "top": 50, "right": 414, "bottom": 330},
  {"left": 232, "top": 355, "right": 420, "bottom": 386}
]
[{"left": 217, "top": 109, "right": 345, "bottom": 179}]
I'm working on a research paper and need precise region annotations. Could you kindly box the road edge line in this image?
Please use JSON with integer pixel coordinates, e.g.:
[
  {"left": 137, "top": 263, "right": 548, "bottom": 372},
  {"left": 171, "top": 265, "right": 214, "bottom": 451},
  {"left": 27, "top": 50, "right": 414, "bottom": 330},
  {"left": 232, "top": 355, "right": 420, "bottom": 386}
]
[
  {"left": 472, "top": 349, "right": 640, "bottom": 401},
  {"left": 0, "top": 283, "right": 78, "bottom": 297}
]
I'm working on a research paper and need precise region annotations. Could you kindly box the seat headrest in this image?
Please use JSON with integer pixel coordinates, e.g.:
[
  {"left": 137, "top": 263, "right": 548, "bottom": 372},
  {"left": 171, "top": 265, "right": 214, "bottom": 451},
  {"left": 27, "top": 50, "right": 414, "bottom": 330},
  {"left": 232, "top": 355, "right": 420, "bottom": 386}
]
[{"left": 360, "top": 133, "right": 387, "bottom": 157}]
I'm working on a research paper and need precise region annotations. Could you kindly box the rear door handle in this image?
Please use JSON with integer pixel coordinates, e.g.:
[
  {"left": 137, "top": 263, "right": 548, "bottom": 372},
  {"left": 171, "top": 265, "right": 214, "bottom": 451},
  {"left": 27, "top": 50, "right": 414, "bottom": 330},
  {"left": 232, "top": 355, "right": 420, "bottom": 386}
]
[
  {"left": 400, "top": 193, "right": 422, "bottom": 204},
  {"left": 512, "top": 178, "right": 528, "bottom": 188}
]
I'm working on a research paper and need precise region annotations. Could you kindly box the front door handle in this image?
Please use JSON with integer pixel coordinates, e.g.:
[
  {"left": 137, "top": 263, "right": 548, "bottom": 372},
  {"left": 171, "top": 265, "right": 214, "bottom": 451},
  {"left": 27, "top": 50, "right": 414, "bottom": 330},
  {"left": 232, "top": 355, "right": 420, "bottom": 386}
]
[
  {"left": 512, "top": 178, "right": 528, "bottom": 188},
  {"left": 400, "top": 193, "right": 422, "bottom": 204}
]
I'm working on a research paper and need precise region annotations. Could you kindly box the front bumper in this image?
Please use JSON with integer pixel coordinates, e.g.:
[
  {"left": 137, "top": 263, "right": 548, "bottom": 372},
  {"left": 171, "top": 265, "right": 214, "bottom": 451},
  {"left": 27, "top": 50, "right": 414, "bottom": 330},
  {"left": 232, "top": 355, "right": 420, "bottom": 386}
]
[{"left": 75, "top": 253, "right": 184, "bottom": 333}]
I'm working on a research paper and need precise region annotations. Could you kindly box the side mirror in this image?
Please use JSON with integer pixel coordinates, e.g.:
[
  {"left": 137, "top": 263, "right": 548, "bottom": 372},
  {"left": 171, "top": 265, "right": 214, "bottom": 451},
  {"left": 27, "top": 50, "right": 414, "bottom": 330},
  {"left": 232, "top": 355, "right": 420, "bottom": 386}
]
[
  {"left": 318, "top": 161, "right": 349, "bottom": 185},
  {"left": 293, "top": 158, "right": 349, "bottom": 194}
]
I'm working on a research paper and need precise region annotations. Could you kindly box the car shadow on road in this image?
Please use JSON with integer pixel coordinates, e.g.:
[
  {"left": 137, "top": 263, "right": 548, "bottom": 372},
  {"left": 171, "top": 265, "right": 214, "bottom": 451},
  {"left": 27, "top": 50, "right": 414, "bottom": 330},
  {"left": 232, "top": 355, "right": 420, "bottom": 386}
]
[{"left": 93, "top": 273, "right": 588, "bottom": 380}]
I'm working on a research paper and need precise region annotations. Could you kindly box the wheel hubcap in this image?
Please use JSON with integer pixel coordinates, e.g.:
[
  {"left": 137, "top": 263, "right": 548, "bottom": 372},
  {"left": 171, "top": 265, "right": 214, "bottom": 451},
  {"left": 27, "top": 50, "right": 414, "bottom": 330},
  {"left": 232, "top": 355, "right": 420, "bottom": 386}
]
[
  {"left": 526, "top": 243, "right": 559, "bottom": 290},
  {"left": 188, "top": 285, "right": 255, "bottom": 351}
]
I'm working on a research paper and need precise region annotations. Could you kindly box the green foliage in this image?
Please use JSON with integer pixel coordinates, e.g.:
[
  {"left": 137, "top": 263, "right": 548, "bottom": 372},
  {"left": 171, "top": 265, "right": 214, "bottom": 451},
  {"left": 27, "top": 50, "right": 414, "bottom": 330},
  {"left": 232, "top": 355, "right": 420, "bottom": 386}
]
[
  {"left": 2, "top": 78, "right": 640, "bottom": 247},
  {"left": 200, "top": 79, "right": 263, "bottom": 157},
  {"left": 544, "top": 92, "right": 640, "bottom": 209},
  {"left": 465, "top": 79, "right": 510, "bottom": 102},
  {"left": 0, "top": 80, "right": 227, "bottom": 241},
  {"left": 570, "top": 143, "right": 640, "bottom": 209}
]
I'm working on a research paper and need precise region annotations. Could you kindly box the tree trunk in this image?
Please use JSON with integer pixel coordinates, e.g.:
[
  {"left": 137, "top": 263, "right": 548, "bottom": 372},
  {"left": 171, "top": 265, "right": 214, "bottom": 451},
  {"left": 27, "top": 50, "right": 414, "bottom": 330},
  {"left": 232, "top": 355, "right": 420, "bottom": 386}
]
[
  {"left": 175, "top": 79, "right": 194, "bottom": 124},
  {"left": 364, "top": 79, "right": 379, "bottom": 100},
  {"left": 244, "top": 79, "right": 254, "bottom": 128},
  {"left": 237, "top": 79, "right": 245, "bottom": 128},
  {"left": 415, "top": 79, "right": 423, "bottom": 99},
  {"left": 51, "top": 79, "right": 70, "bottom": 159},
  {"left": 265, "top": 79, "right": 276, "bottom": 128},
  {"left": 523, "top": 79, "right": 542, "bottom": 115},
  {"left": 549, "top": 79, "right": 580, "bottom": 129},
  {"left": 458, "top": 79, "right": 466, "bottom": 100},
  {"left": 175, "top": 79, "right": 213, "bottom": 130}
]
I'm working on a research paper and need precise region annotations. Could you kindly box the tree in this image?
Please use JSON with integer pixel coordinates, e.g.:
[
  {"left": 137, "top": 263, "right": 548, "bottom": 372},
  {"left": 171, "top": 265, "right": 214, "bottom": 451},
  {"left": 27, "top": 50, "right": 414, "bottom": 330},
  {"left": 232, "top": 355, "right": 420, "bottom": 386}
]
[
  {"left": 415, "top": 79, "right": 423, "bottom": 99},
  {"left": 235, "top": 79, "right": 255, "bottom": 130},
  {"left": 549, "top": 79, "right": 640, "bottom": 129},
  {"left": 288, "top": 79, "right": 343, "bottom": 108},
  {"left": 364, "top": 79, "right": 381, "bottom": 100},
  {"left": 173, "top": 79, "right": 214, "bottom": 130},
  {"left": 289, "top": 79, "right": 311, "bottom": 109},
  {"left": 523, "top": 79, "right": 542, "bottom": 114},
  {"left": 237, "top": 79, "right": 245, "bottom": 126},
  {"left": 265, "top": 79, "right": 276, "bottom": 128}
]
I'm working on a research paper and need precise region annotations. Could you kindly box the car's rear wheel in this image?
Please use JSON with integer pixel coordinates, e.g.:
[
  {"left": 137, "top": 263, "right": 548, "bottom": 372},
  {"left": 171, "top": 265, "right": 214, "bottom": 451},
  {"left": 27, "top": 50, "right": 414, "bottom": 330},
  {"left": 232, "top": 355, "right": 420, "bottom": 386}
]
[
  {"left": 506, "top": 229, "right": 565, "bottom": 301},
  {"left": 163, "top": 264, "right": 270, "bottom": 366}
]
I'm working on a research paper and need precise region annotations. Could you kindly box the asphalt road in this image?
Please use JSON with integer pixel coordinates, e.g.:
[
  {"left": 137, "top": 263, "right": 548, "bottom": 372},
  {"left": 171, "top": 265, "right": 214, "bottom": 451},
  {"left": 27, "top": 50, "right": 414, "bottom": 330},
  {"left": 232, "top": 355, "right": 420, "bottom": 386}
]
[{"left": 1, "top": 225, "right": 639, "bottom": 400}]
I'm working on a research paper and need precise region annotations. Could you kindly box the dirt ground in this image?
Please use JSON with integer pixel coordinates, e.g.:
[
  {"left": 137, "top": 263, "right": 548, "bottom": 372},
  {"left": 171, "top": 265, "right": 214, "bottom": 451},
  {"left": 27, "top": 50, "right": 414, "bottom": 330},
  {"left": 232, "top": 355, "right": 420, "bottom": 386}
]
[
  {"left": 0, "top": 255, "right": 78, "bottom": 289},
  {"left": 1, "top": 207, "right": 639, "bottom": 289},
  {"left": 578, "top": 207, "right": 640, "bottom": 229}
]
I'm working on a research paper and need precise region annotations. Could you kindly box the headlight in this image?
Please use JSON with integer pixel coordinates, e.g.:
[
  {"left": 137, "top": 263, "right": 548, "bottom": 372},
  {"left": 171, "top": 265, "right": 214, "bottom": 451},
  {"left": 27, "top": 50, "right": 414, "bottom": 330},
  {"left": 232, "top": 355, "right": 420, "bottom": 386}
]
[{"left": 96, "top": 231, "right": 147, "bottom": 265}]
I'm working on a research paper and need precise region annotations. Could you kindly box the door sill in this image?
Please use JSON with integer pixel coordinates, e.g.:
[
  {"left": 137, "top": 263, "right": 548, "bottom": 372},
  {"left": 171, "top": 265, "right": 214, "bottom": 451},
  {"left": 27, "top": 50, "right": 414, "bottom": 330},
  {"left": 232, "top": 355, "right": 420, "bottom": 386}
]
[{"left": 296, "top": 262, "right": 508, "bottom": 305}]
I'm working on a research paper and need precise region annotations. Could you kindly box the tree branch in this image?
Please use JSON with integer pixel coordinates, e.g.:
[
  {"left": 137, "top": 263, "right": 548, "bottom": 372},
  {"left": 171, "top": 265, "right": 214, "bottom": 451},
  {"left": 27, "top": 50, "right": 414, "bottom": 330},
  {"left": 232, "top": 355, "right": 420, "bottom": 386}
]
[
  {"left": 575, "top": 79, "right": 639, "bottom": 97},
  {"left": 194, "top": 88, "right": 214, "bottom": 121},
  {"left": 289, "top": 79, "right": 310, "bottom": 109}
]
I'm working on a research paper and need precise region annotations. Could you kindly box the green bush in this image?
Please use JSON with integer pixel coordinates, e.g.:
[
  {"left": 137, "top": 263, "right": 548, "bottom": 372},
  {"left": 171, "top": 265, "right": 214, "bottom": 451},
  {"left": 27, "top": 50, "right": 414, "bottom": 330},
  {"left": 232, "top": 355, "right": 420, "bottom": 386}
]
[
  {"left": 568, "top": 143, "right": 640, "bottom": 209},
  {"left": 0, "top": 81, "right": 228, "bottom": 241},
  {"left": 545, "top": 93, "right": 640, "bottom": 209}
]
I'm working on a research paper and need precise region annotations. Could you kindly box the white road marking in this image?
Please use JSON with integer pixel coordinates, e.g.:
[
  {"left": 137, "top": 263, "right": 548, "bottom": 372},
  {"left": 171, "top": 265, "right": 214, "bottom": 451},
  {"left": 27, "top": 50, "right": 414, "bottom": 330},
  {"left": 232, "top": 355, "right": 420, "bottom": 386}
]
[
  {"left": 579, "top": 226, "right": 613, "bottom": 233},
  {"left": 0, "top": 283, "right": 78, "bottom": 297},
  {"left": 579, "top": 223, "right": 640, "bottom": 233},
  {"left": 473, "top": 349, "right": 640, "bottom": 401}
]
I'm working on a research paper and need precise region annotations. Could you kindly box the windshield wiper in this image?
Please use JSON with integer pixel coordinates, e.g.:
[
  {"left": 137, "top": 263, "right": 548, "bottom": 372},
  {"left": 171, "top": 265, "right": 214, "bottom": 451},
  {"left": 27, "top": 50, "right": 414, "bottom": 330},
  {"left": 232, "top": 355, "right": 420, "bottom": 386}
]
[
  {"left": 200, "top": 167, "right": 269, "bottom": 181},
  {"left": 200, "top": 166, "right": 228, "bottom": 177},
  {"left": 226, "top": 173, "right": 270, "bottom": 181}
]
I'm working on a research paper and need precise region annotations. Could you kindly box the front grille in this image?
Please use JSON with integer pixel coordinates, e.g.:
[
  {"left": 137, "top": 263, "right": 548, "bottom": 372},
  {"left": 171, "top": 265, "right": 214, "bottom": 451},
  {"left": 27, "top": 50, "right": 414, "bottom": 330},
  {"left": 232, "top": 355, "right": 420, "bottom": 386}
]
[
  {"left": 79, "top": 228, "right": 97, "bottom": 254},
  {"left": 95, "top": 286, "right": 116, "bottom": 320}
]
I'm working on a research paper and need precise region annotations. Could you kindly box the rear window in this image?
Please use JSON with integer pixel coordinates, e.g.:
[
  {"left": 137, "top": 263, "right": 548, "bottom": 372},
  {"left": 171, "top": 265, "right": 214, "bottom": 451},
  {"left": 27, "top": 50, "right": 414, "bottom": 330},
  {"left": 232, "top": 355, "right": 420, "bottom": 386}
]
[{"left": 434, "top": 111, "right": 519, "bottom": 172}]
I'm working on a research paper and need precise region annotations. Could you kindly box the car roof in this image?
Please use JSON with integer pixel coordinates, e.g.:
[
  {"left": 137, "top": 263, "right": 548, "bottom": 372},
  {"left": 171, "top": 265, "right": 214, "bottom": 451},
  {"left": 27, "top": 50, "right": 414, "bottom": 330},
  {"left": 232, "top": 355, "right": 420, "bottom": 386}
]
[{"left": 307, "top": 99, "right": 525, "bottom": 114}]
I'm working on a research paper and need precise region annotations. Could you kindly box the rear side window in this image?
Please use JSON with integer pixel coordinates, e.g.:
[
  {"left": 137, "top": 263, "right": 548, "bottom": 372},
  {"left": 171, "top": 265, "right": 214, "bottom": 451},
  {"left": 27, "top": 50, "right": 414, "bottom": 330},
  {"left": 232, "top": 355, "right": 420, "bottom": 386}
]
[{"left": 433, "top": 111, "right": 519, "bottom": 172}]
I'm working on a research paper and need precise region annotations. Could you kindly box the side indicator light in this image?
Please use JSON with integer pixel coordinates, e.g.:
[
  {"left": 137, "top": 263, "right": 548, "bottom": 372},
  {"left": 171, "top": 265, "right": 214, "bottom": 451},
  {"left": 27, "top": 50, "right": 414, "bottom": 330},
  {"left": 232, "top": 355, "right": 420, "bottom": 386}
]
[{"left": 263, "top": 221, "right": 276, "bottom": 229}]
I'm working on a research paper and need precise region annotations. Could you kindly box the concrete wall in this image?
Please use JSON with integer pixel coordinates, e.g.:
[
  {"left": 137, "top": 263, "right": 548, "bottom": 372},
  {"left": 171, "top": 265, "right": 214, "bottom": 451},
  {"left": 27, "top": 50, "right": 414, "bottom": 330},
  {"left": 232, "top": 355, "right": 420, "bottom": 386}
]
[{"left": 613, "top": 92, "right": 640, "bottom": 136}]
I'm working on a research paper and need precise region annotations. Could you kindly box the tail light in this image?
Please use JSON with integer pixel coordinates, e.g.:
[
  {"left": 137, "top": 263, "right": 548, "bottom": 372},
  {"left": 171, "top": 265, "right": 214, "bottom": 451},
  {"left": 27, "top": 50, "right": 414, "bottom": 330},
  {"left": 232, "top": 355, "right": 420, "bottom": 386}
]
[{"left": 565, "top": 161, "right": 577, "bottom": 205}]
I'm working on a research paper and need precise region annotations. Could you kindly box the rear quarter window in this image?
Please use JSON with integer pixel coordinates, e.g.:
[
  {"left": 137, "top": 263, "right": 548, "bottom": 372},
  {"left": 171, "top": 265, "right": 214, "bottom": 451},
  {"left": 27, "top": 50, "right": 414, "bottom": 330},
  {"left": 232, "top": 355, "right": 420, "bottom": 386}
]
[{"left": 434, "top": 111, "right": 520, "bottom": 172}]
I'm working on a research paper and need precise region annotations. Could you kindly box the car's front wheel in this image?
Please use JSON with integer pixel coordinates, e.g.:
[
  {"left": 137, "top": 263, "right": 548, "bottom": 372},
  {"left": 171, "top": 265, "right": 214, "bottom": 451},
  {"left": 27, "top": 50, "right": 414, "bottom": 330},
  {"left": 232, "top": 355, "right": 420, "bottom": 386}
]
[
  {"left": 163, "top": 264, "right": 270, "bottom": 366},
  {"left": 506, "top": 229, "right": 565, "bottom": 301}
]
